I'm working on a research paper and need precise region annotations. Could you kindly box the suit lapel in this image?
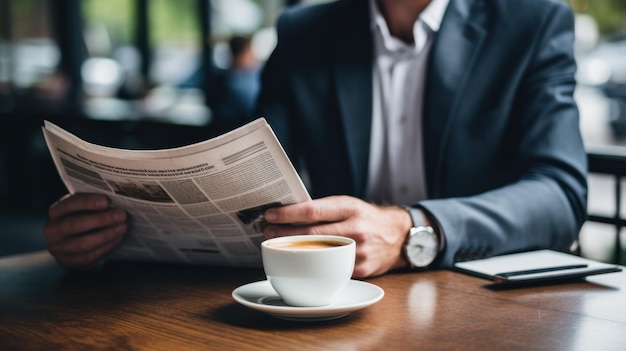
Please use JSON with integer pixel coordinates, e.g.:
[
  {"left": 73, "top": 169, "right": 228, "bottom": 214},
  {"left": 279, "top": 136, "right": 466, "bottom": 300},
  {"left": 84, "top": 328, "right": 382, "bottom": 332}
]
[
  {"left": 424, "top": 0, "right": 487, "bottom": 197},
  {"left": 332, "top": 0, "right": 373, "bottom": 198}
]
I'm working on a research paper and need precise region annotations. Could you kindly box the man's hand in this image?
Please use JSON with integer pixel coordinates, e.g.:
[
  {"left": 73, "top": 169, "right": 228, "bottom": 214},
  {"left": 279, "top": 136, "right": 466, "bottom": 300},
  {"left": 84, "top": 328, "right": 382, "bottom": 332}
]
[
  {"left": 263, "top": 195, "right": 412, "bottom": 278},
  {"left": 43, "top": 193, "right": 127, "bottom": 270}
]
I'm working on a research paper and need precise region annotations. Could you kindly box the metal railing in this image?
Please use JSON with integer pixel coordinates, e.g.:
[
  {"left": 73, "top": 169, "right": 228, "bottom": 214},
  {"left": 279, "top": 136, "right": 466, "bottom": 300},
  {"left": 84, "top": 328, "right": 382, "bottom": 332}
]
[{"left": 586, "top": 145, "right": 626, "bottom": 264}]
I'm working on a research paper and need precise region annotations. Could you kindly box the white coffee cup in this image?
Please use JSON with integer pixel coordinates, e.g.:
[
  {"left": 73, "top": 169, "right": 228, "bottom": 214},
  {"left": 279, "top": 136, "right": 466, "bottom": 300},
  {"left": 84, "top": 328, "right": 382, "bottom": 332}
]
[{"left": 261, "top": 235, "right": 356, "bottom": 307}]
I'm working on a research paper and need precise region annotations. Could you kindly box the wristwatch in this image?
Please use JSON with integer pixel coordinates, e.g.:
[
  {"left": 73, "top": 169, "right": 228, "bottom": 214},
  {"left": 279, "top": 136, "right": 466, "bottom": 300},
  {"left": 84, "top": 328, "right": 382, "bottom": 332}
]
[{"left": 403, "top": 207, "right": 441, "bottom": 268}]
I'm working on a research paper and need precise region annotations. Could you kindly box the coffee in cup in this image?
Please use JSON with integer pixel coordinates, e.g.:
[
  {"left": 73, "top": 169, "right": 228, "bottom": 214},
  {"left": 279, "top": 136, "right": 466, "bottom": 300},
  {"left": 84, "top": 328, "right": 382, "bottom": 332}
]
[
  {"left": 266, "top": 239, "right": 346, "bottom": 250},
  {"left": 261, "top": 235, "right": 355, "bottom": 307}
]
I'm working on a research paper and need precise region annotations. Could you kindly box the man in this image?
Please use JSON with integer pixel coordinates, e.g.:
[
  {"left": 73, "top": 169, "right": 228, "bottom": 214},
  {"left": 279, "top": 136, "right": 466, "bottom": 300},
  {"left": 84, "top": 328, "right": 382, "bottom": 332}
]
[
  {"left": 255, "top": 0, "right": 587, "bottom": 277},
  {"left": 44, "top": 0, "right": 587, "bottom": 278}
]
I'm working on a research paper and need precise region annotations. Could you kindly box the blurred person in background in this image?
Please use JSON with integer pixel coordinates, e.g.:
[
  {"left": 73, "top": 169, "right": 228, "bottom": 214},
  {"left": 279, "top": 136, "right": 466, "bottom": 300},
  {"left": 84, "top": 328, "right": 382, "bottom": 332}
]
[{"left": 180, "top": 34, "right": 261, "bottom": 122}]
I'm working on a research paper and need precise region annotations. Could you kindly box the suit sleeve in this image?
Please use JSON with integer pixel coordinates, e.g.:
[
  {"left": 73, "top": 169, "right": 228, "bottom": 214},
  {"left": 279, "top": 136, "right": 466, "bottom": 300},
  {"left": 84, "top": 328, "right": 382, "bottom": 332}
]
[{"left": 421, "top": 2, "right": 587, "bottom": 267}]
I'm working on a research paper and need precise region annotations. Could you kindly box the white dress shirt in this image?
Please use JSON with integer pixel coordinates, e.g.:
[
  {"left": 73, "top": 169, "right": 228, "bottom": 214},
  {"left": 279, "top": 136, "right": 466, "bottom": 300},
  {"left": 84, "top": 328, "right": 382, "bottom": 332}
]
[{"left": 366, "top": 0, "right": 450, "bottom": 206}]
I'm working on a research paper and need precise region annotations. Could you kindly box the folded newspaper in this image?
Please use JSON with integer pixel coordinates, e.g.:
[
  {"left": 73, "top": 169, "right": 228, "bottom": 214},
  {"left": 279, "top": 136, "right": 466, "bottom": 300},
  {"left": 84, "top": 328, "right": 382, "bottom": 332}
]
[{"left": 42, "top": 118, "right": 311, "bottom": 267}]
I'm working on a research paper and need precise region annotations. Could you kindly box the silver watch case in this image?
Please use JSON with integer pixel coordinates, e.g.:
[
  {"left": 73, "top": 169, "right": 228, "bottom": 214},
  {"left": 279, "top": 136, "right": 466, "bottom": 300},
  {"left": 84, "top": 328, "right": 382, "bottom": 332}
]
[{"left": 404, "top": 226, "right": 439, "bottom": 268}]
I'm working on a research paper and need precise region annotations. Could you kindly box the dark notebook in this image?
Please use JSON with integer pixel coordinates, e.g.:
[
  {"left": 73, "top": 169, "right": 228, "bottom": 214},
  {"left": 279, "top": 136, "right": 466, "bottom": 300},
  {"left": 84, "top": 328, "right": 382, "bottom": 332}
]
[{"left": 454, "top": 249, "right": 622, "bottom": 284}]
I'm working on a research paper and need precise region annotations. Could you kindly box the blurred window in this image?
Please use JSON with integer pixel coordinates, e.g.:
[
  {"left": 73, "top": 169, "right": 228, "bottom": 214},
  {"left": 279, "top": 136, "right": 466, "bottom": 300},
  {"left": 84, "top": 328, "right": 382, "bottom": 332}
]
[
  {"left": 81, "top": 0, "right": 135, "bottom": 119},
  {"left": 1, "top": 0, "right": 62, "bottom": 113},
  {"left": 571, "top": 0, "right": 626, "bottom": 264},
  {"left": 149, "top": 0, "right": 201, "bottom": 85},
  {"left": 570, "top": 0, "right": 626, "bottom": 148},
  {"left": 1, "top": 0, "right": 339, "bottom": 125},
  {"left": 9, "top": 0, "right": 57, "bottom": 89}
]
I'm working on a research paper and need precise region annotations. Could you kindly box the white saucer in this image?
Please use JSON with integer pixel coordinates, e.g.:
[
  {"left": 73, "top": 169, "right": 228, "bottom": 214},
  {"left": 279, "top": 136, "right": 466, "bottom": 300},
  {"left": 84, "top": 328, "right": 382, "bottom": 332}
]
[{"left": 231, "top": 279, "right": 384, "bottom": 321}]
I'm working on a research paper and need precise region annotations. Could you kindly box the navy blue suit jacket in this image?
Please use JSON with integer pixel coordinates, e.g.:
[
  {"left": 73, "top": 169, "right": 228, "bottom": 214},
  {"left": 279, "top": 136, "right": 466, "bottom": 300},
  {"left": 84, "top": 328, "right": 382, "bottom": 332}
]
[{"left": 254, "top": 0, "right": 587, "bottom": 267}]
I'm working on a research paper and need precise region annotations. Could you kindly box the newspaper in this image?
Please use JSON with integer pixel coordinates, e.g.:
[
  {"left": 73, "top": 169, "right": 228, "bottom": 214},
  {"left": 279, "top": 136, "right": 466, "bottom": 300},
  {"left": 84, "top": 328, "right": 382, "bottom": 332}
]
[{"left": 42, "top": 118, "right": 311, "bottom": 267}]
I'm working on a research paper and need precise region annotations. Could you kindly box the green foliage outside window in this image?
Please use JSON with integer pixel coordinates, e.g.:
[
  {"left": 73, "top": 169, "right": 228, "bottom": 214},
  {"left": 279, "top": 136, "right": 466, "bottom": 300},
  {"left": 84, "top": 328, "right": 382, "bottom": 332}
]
[{"left": 569, "top": 0, "right": 626, "bottom": 36}]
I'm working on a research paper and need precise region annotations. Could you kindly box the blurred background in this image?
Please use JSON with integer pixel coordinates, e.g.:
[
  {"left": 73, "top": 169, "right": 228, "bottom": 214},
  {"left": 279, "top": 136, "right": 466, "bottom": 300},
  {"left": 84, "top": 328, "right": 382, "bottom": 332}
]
[{"left": 0, "top": 0, "right": 625, "bottom": 264}]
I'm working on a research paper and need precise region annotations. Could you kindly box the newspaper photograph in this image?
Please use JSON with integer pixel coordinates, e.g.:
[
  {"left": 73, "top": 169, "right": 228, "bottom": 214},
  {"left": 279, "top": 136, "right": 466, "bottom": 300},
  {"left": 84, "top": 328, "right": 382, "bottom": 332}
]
[{"left": 42, "top": 118, "right": 311, "bottom": 267}]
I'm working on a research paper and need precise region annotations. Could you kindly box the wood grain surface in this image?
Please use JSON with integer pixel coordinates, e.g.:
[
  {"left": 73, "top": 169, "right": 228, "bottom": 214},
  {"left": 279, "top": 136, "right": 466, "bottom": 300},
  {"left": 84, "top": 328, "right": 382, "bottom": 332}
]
[{"left": 1, "top": 251, "right": 625, "bottom": 351}]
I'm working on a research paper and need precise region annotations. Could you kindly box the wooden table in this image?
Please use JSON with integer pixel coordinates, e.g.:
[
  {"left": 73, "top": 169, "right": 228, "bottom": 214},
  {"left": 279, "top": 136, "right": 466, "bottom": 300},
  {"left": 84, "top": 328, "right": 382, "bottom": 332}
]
[{"left": 1, "top": 251, "right": 625, "bottom": 351}]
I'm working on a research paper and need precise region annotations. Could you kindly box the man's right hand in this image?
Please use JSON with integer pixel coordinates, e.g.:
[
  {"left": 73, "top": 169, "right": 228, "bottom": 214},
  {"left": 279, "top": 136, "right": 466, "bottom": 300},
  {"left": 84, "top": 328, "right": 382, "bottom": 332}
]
[{"left": 43, "top": 193, "right": 127, "bottom": 270}]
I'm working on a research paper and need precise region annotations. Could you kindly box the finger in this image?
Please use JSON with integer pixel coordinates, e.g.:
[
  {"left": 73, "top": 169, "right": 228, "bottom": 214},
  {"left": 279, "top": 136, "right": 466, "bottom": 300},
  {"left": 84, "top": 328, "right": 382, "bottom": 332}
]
[
  {"left": 353, "top": 261, "right": 377, "bottom": 279},
  {"left": 262, "top": 223, "right": 325, "bottom": 238},
  {"left": 53, "top": 234, "right": 125, "bottom": 270},
  {"left": 353, "top": 248, "right": 375, "bottom": 278},
  {"left": 264, "top": 196, "right": 359, "bottom": 224},
  {"left": 263, "top": 220, "right": 367, "bottom": 241},
  {"left": 44, "top": 208, "right": 127, "bottom": 244},
  {"left": 352, "top": 234, "right": 406, "bottom": 278},
  {"left": 48, "top": 193, "right": 111, "bottom": 221}
]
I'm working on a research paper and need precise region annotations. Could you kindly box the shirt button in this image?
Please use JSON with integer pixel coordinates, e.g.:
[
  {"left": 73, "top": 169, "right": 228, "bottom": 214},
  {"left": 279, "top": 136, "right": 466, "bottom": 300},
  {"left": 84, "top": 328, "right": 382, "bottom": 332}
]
[
  {"left": 399, "top": 185, "right": 408, "bottom": 193},
  {"left": 399, "top": 115, "right": 407, "bottom": 124}
]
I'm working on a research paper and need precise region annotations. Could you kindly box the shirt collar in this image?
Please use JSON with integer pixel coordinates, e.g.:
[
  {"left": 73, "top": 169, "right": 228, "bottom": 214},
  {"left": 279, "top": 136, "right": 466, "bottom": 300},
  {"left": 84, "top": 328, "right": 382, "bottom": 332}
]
[
  {"left": 420, "top": 0, "right": 450, "bottom": 33},
  {"left": 370, "top": 0, "right": 450, "bottom": 52}
]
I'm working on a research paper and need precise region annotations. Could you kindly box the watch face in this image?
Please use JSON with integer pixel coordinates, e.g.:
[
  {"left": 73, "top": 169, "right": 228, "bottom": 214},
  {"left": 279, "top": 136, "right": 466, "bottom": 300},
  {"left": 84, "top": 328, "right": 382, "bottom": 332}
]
[{"left": 406, "top": 227, "right": 438, "bottom": 267}]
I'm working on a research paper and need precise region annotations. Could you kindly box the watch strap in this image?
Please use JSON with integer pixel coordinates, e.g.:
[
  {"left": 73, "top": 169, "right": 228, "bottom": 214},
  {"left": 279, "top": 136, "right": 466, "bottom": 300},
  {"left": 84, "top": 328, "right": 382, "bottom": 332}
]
[{"left": 405, "top": 206, "right": 429, "bottom": 228}]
